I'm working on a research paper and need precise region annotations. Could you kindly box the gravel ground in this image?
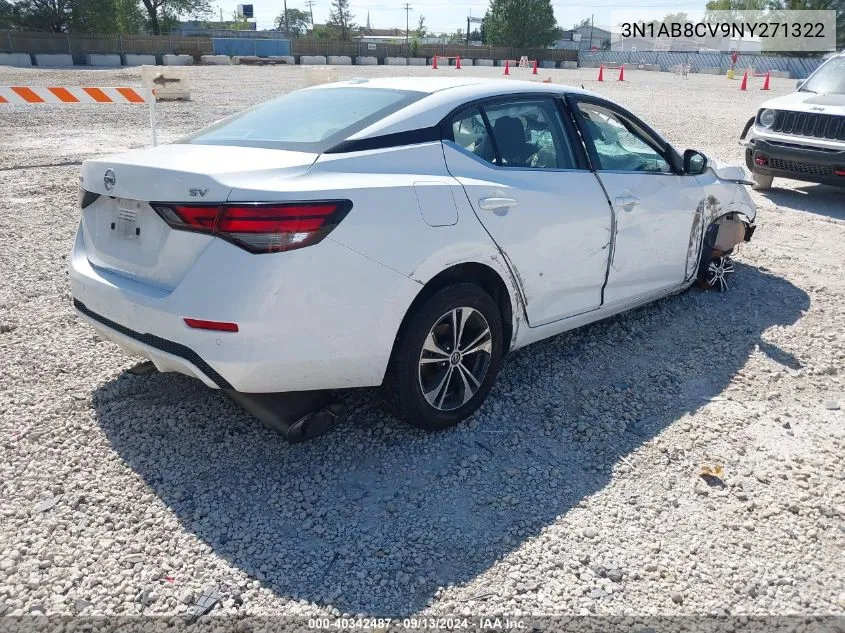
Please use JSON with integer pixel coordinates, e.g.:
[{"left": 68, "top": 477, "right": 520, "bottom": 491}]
[{"left": 0, "top": 65, "right": 844, "bottom": 623}]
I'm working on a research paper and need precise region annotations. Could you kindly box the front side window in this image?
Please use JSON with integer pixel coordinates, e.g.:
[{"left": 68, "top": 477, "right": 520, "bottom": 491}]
[
  {"left": 574, "top": 101, "right": 672, "bottom": 174},
  {"left": 181, "top": 87, "right": 424, "bottom": 153}
]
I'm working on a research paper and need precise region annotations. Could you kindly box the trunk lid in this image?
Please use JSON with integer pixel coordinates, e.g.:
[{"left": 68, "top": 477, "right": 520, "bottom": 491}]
[{"left": 79, "top": 145, "right": 317, "bottom": 289}]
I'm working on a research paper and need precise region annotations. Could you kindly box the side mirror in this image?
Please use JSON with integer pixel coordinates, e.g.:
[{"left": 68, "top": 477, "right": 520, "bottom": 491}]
[
  {"left": 795, "top": 79, "right": 804, "bottom": 90},
  {"left": 683, "top": 149, "right": 708, "bottom": 175}
]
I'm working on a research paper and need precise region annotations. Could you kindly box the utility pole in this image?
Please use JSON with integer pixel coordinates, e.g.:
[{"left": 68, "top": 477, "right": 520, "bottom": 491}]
[
  {"left": 588, "top": 14, "right": 594, "bottom": 51},
  {"left": 403, "top": 3, "right": 412, "bottom": 43},
  {"left": 284, "top": 0, "right": 289, "bottom": 35},
  {"left": 305, "top": 0, "right": 316, "bottom": 30}
]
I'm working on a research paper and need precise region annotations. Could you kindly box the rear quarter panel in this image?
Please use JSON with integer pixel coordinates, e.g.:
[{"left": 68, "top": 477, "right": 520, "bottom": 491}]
[{"left": 228, "top": 142, "right": 525, "bottom": 348}]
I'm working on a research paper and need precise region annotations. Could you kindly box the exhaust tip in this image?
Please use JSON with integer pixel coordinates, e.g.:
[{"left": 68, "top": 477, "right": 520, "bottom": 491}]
[{"left": 286, "top": 403, "right": 347, "bottom": 443}]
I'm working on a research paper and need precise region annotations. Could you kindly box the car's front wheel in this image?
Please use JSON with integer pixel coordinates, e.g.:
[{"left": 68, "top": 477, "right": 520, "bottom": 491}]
[{"left": 383, "top": 283, "right": 504, "bottom": 431}]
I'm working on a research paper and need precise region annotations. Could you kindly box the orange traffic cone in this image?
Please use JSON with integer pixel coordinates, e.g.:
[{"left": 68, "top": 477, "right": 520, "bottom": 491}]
[
  {"left": 761, "top": 71, "right": 770, "bottom": 90},
  {"left": 504, "top": 59, "right": 510, "bottom": 75},
  {"left": 739, "top": 69, "right": 748, "bottom": 91},
  {"left": 455, "top": 56, "right": 461, "bottom": 70},
  {"left": 532, "top": 59, "right": 538, "bottom": 75},
  {"left": 597, "top": 65, "right": 604, "bottom": 81},
  {"left": 431, "top": 55, "right": 438, "bottom": 70},
  {"left": 618, "top": 65, "right": 625, "bottom": 81}
]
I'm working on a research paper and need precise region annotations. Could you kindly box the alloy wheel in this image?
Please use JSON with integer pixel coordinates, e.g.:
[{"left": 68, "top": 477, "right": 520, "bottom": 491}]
[
  {"left": 706, "top": 256, "right": 735, "bottom": 292},
  {"left": 418, "top": 307, "right": 493, "bottom": 411}
]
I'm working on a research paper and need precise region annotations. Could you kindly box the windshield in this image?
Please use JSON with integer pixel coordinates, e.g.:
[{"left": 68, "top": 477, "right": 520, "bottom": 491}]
[
  {"left": 800, "top": 56, "right": 845, "bottom": 95},
  {"left": 181, "top": 87, "right": 425, "bottom": 152}
]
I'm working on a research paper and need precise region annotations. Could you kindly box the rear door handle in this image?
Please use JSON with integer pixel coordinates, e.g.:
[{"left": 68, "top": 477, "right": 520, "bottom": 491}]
[
  {"left": 478, "top": 197, "right": 519, "bottom": 211},
  {"left": 614, "top": 195, "right": 640, "bottom": 210}
]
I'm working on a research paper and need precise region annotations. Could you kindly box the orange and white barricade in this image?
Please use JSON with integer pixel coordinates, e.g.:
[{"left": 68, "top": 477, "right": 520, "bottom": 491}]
[{"left": 0, "top": 85, "right": 158, "bottom": 146}]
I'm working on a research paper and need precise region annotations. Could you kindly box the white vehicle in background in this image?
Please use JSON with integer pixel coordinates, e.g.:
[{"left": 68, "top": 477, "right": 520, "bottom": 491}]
[
  {"left": 71, "top": 78, "right": 756, "bottom": 441},
  {"left": 741, "top": 51, "right": 845, "bottom": 190}
]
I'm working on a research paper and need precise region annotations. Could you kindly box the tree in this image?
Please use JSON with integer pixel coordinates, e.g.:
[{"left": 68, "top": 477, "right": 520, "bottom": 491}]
[
  {"left": 573, "top": 17, "right": 590, "bottom": 28},
  {"left": 228, "top": 11, "right": 253, "bottom": 29},
  {"left": 484, "top": 0, "right": 559, "bottom": 47},
  {"left": 0, "top": 0, "right": 17, "bottom": 28},
  {"left": 275, "top": 7, "right": 310, "bottom": 36},
  {"left": 11, "top": 0, "right": 72, "bottom": 31},
  {"left": 416, "top": 13, "right": 426, "bottom": 37},
  {"left": 115, "top": 0, "right": 146, "bottom": 32},
  {"left": 766, "top": 0, "right": 844, "bottom": 49},
  {"left": 706, "top": 0, "right": 843, "bottom": 52},
  {"left": 139, "top": 0, "right": 211, "bottom": 34},
  {"left": 327, "top": 0, "right": 354, "bottom": 39}
]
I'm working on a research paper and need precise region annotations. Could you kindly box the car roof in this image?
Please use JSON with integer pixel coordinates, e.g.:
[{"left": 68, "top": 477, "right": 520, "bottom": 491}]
[{"left": 306, "top": 77, "right": 601, "bottom": 141}]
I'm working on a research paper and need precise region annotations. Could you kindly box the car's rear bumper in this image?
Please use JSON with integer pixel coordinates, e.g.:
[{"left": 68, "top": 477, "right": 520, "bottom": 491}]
[
  {"left": 745, "top": 138, "right": 845, "bottom": 187},
  {"left": 74, "top": 299, "right": 230, "bottom": 389},
  {"left": 69, "top": 225, "right": 419, "bottom": 393}
]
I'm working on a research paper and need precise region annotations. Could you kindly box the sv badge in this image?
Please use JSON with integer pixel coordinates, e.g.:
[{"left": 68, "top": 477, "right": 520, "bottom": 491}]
[{"left": 189, "top": 188, "right": 209, "bottom": 198}]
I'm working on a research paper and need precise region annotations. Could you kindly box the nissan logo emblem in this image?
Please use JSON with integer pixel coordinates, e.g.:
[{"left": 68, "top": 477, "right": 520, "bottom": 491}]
[{"left": 104, "top": 169, "right": 116, "bottom": 191}]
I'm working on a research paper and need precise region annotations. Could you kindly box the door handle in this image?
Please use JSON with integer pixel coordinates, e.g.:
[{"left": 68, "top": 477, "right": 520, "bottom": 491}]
[
  {"left": 478, "top": 197, "right": 519, "bottom": 211},
  {"left": 614, "top": 195, "right": 640, "bottom": 210}
]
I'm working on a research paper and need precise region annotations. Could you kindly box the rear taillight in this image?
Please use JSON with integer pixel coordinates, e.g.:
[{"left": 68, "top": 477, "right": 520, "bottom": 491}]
[{"left": 152, "top": 201, "right": 351, "bottom": 254}]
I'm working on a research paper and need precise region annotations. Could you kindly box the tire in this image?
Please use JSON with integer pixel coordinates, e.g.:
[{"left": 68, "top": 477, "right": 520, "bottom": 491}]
[
  {"left": 752, "top": 171, "right": 774, "bottom": 190},
  {"left": 382, "top": 283, "right": 504, "bottom": 431}
]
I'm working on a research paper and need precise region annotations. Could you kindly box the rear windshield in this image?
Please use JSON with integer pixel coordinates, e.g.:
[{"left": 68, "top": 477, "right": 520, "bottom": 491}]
[
  {"left": 800, "top": 56, "right": 845, "bottom": 95},
  {"left": 181, "top": 87, "right": 424, "bottom": 152}
]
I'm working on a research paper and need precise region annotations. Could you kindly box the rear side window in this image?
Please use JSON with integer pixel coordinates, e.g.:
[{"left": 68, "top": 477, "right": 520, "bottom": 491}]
[
  {"left": 452, "top": 108, "right": 498, "bottom": 165},
  {"left": 449, "top": 99, "right": 577, "bottom": 170},
  {"left": 181, "top": 87, "right": 424, "bottom": 153}
]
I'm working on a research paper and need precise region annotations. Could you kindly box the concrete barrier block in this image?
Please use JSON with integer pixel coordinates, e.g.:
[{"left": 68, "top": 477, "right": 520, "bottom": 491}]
[
  {"left": 408, "top": 57, "right": 426, "bottom": 66},
  {"left": 0, "top": 53, "right": 32, "bottom": 67},
  {"left": 327, "top": 55, "right": 352, "bottom": 65},
  {"left": 300, "top": 55, "right": 327, "bottom": 65},
  {"left": 201, "top": 54, "right": 231, "bottom": 65},
  {"left": 34, "top": 54, "right": 73, "bottom": 67},
  {"left": 770, "top": 70, "right": 790, "bottom": 78},
  {"left": 699, "top": 66, "right": 721, "bottom": 75},
  {"left": 272, "top": 55, "right": 295, "bottom": 64},
  {"left": 355, "top": 56, "right": 377, "bottom": 65},
  {"left": 163, "top": 54, "right": 192, "bottom": 66},
  {"left": 496, "top": 59, "right": 515, "bottom": 66},
  {"left": 474, "top": 58, "right": 494, "bottom": 66},
  {"left": 124, "top": 54, "right": 156, "bottom": 66},
  {"left": 385, "top": 57, "right": 408, "bottom": 65},
  {"left": 540, "top": 60, "right": 556, "bottom": 69},
  {"left": 86, "top": 53, "right": 121, "bottom": 67},
  {"left": 562, "top": 61, "right": 577, "bottom": 69}
]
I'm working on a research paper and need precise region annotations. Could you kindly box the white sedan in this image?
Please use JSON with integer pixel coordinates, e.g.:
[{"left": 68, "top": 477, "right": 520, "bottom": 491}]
[{"left": 71, "top": 77, "right": 756, "bottom": 438}]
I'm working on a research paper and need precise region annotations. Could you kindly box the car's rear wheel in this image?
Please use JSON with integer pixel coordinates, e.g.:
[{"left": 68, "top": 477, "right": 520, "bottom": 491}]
[
  {"left": 383, "top": 283, "right": 503, "bottom": 431},
  {"left": 752, "top": 172, "right": 774, "bottom": 190}
]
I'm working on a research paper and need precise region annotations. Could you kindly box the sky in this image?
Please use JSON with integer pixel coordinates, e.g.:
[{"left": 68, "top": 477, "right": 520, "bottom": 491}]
[{"left": 216, "top": 0, "right": 712, "bottom": 35}]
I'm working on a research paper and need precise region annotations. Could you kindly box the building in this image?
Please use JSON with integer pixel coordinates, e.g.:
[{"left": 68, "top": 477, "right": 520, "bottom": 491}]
[
  {"left": 178, "top": 20, "right": 257, "bottom": 36},
  {"left": 555, "top": 25, "right": 612, "bottom": 51}
]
